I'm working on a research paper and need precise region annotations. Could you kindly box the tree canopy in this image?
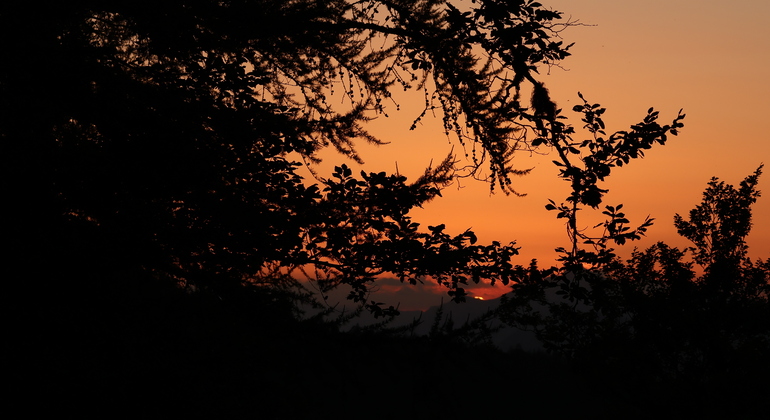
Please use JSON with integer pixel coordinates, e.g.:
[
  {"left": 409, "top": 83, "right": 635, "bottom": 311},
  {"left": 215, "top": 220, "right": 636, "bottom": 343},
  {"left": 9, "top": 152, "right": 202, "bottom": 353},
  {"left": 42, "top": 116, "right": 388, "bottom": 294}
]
[{"left": 1, "top": 0, "right": 579, "bottom": 311}]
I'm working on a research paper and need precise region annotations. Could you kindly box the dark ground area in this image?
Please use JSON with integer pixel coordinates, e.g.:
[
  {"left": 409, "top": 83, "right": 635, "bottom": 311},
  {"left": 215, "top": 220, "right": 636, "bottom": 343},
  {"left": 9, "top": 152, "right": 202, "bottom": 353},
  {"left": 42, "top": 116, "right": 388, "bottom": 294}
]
[{"left": 11, "top": 273, "right": 768, "bottom": 419}]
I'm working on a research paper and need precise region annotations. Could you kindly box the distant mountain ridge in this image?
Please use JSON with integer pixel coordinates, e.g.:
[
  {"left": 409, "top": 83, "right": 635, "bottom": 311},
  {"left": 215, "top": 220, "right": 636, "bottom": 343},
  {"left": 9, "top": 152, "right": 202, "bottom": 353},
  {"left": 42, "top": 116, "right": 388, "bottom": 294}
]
[{"left": 342, "top": 296, "right": 543, "bottom": 352}]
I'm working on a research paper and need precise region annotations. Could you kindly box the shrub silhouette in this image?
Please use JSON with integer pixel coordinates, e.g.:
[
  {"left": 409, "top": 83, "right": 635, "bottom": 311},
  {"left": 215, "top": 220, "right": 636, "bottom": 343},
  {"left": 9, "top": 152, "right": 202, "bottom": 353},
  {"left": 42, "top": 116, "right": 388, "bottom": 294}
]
[{"left": 500, "top": 166, "right": 769, "bottom": 417}]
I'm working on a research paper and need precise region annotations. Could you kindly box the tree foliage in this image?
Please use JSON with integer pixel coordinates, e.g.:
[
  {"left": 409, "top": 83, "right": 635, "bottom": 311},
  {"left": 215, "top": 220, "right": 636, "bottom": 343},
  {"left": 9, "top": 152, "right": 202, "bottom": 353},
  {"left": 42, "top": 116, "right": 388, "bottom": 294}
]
[
  {"left": 500, "top": 165, "right": 770, "bottom": 403},
  {"left": 544, "top": 94, "right": 685, "bottom": 269},
  {"left": 674, "top": 165, "right": 763, "bottom": 287},
  {"left": 1, "top": 0, "right": 577, "bottom": 311}
]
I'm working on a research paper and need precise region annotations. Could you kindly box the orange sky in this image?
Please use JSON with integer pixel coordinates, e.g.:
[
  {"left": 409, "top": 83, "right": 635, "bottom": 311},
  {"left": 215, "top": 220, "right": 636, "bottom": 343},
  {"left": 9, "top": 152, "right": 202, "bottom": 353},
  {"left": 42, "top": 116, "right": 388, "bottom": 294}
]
[{"left": 302, "top": 0, "right": 770, "bottom": 310}]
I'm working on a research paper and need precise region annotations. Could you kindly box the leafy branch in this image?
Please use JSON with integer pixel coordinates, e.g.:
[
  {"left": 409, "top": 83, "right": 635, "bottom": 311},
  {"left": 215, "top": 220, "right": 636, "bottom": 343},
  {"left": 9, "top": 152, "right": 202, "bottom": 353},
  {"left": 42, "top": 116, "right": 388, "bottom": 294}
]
[{"left": 542, "top": 93, "right": 685, "bottom": 268}]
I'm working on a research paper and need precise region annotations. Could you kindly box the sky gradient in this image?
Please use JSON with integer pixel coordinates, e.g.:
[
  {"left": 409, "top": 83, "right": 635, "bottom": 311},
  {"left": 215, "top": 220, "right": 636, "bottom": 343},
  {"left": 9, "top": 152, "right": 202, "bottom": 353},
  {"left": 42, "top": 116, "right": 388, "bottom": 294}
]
[{"left": 303, "top": 0, "right": 770, "bottom": 309}]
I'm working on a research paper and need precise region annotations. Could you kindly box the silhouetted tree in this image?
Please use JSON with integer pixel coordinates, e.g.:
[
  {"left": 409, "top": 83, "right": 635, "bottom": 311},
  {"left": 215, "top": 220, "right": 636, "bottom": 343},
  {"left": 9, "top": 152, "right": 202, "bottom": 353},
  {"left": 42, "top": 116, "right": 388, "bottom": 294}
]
[
  {"left": 0, "top": 5, "right": 581, "bottom": 412},
  {"left": 674, "top": 165, "right": 764, "bottom": 295},
  {"left": 500, "top": 164, "right": 769, "bottom": 416},
  {"left": 1, "top": 1, "right": 576, "bottom": 312}
]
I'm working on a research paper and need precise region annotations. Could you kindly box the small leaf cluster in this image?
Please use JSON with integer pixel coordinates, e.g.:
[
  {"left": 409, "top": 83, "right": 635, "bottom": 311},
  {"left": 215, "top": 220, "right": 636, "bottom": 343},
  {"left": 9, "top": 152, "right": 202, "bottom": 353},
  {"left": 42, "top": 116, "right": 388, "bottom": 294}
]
[{"left": 557, "top": 94, "right": 685, "bottom": 208}]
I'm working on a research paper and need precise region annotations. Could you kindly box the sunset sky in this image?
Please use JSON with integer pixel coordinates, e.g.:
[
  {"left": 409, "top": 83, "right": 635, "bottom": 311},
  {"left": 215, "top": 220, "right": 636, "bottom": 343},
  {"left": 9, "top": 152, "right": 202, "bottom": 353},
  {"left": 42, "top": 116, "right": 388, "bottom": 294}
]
[{"left": 305, "top": 0, "right": 770, "bottom": 309}]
